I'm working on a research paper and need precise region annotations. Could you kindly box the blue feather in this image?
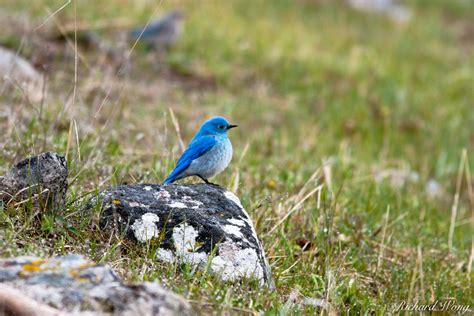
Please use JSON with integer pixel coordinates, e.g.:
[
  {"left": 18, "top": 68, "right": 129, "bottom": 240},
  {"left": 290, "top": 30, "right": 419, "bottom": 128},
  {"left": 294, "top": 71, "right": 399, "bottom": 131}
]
[{"left": 163, "top": 136, "right": 217, "bottom": 184}]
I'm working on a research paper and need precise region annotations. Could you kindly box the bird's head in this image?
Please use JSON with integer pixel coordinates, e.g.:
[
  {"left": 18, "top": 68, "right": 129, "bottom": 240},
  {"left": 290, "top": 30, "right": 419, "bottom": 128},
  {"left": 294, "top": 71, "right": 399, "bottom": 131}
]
[
  {"left": 199, "top": 116, "right": 238, "bottom": 136},
  {"left": 167, "top": 10, "right": 184, "bottom": 21}
]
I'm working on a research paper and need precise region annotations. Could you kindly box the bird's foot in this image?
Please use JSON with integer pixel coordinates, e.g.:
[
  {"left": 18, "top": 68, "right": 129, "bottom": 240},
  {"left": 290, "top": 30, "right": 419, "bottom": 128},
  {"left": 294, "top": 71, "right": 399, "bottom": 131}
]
[
  {"left": 198, "top": 176, "right": 220, "bottom": 187},
  {"left": 207, "top": 182, "right": 220, "bottom": 187}
]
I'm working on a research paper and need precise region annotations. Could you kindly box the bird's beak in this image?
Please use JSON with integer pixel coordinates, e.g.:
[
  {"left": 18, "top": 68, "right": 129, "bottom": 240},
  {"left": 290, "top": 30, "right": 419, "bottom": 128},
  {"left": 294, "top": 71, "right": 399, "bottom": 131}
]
[{"left": 227, "top": 124, "right": 238, "bottom": 130}]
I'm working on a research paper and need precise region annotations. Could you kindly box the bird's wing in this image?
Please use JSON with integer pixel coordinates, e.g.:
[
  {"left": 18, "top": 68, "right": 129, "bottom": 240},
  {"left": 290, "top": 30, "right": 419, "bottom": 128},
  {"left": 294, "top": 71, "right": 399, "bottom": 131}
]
[{"left": 163, "top": 136, "right": 216, "bottom": 184}]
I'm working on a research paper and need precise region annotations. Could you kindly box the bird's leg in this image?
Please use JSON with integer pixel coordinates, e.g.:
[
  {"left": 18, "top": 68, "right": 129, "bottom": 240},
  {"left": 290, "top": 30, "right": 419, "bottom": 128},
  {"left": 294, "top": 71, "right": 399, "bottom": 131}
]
[
  {"left": 197, "top": 175, "right": 219, "bottom": 186},
  {"left": 197, "top": 175, "right": 209, "bottom": 184}
]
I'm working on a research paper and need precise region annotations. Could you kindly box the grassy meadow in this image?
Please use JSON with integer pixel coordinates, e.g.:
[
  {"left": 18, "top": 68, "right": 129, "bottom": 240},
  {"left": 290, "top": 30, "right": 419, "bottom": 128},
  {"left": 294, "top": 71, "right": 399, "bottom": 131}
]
[{"left": 0, "top": 0, "right": 473, "bottom": 313}]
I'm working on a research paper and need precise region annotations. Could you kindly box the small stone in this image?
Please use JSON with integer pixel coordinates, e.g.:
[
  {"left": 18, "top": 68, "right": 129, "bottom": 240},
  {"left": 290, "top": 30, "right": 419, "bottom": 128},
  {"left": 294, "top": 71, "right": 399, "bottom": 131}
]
[{"left": 0, "top": 152, "right": 68, "bottom": 212}]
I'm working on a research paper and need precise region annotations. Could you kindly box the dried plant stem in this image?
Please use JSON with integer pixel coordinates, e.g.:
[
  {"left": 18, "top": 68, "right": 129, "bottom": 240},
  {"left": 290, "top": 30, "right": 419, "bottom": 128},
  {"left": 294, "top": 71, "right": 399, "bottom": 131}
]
[{"left": 449, "top": 149, "right": 467, "bottom": 252}]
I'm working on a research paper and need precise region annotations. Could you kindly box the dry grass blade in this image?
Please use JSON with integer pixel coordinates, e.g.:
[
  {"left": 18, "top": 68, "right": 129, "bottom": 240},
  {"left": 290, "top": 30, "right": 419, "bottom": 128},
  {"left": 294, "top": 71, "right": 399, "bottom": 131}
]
[
  {"left": 34, "top": 0, "right": 71, "bottom": 31},
  {"left": 231, "top": 171, "right": 240, "bottom": 193},
  {"left": 12, "top": 188, "right": 50, "bottom": 207},
  {"left": 65, "top": 119, "right": 73, "bottom": 162},
  {"left": 230, "top": 142, "right": 249, "bottom": 192},
  {"left": 126, "top": 3, "right": 163, "bottom": 56},
  {"left": 376, "top": 206, "right": 390, "bottom": 272},
  {"left": 72, "top": 0, "right": 78, "bottom": 114},
  {"left": 267, "top": 183, "right": 323, "bottom": 234},
  {"left": 169, "top": 107, "right": 185, "bottom": 152},
  {"left": 449, "top": 149, "right": 467, "bottom": 252},
  {"left": 468, "top": 238, "right": 473, "bottom": 282},
  {"left": 73, "top": 119, "right": 81, "bottom": 162},
  {"left": 417, "top": 245, "right": 425, "bottom": 300},
  {"left": 466, "top": 152, "right": 473, "bottom": 280},
  {"left": 322, "top": 158, "right": 333, "bottom": 195},
  {"left": 7, "top": 184, "right": 40, "bottom": 205}
]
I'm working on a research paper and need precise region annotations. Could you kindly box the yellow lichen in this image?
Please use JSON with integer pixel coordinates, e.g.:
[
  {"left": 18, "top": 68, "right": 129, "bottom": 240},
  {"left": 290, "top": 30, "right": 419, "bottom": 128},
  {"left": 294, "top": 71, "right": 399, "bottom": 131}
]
[
  {"left": 69, "top": 263, "right": 95, "bottom": 279},
  {"left": 22, "top": 260, "right": 44, "bottom": 272},
  {"left": 78, "top": 262, "right": 94, "bottom": 269}
]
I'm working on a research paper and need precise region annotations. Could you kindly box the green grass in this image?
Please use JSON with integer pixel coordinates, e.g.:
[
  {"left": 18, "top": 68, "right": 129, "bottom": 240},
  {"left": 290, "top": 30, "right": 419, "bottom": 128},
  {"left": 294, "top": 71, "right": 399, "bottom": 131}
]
[{"left": 1, "top": 0, "right": 473, "bottom": 313}]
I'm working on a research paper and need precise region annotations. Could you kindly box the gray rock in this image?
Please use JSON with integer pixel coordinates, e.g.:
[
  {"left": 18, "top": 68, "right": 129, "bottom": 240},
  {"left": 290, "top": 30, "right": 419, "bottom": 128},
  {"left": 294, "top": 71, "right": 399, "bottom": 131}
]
[
  {"left": 0, "top": 46, "right": 46, "bottom": 102},
  {"left": 94, "top": 184, "right": 274, "bottom": 288},
  {"left": 0, "top": 152, "right": 68, "bottom": 211},
  {"left": 0, "top": 254, "right": 192, "bottom": 315}
]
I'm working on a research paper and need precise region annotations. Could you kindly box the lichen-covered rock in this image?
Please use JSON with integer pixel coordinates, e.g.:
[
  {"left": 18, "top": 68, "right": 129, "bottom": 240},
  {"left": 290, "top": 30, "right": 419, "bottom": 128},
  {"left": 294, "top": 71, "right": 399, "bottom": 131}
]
[
  {"left": 0, "top": 152, "right": 68, "bottom": 211},
  {"left": 94, "top": 184, "right": 274, "bottom": 287},
  {"left": 0, "top": 254, "right": 192, "bottom": 315}
]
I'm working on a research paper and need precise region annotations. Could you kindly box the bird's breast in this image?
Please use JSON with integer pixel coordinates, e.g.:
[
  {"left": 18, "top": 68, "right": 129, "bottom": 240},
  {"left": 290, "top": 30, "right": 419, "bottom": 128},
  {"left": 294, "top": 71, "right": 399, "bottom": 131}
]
[{"left": 188, "top": 138, "right": 233, "bottom": 179}]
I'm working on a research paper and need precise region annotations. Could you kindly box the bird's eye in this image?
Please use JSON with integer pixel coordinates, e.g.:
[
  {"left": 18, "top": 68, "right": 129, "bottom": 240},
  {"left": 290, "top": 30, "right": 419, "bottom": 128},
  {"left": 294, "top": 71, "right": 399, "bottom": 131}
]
[{"left": 218, "top": 125, "right": 225, "bottom": 129}]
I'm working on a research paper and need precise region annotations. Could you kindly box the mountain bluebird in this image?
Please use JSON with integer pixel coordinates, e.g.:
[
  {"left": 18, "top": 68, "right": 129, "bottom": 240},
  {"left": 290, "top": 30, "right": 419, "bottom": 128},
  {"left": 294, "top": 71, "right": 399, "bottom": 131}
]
[
  {"left": 163, "top": 116, "right": 237, "bottom": 185},
  {"left": 129, "top": 10, "right": 184, "bottom": 49}
]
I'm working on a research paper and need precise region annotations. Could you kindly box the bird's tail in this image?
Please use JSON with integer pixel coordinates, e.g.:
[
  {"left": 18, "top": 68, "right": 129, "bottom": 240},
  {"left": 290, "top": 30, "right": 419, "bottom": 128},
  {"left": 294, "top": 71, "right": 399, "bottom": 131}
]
[{"left": 162, "top": 173, "right": 176, "bottom": 185}]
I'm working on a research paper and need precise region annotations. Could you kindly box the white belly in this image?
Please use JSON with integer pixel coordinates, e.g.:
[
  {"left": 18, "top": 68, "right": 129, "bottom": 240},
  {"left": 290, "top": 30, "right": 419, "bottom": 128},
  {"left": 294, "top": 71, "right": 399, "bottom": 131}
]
[{"left": 183, "top": 138, "right": 233, "bottom": 179}]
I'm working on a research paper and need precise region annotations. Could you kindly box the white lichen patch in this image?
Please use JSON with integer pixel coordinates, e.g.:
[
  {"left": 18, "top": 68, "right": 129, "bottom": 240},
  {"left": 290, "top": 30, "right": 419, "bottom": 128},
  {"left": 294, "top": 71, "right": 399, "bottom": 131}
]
[
  {"left": 163, "top": 196, "right": 204, "bottom": 210},
  {"left": 227, "top": 218, "right": 246, "bottom": 227},
  {"left": 154, "top": 222, "right": 267, "bottom": 284},
  {"left": 172, "top": 223, "right": 199, "bottom": 252},
  {"left": 224, "top": 191, "right": 244, "bottom": 210},
  {"left": 182, "top": 251, "right": 208, "bottom": 266},
  {"left": 223, "top": 191, "right": 272, "bottom": 285},
  {"left": 156, "top": 248, "right": 175, "bottom": 263},
  {"left": 128, "top": 201, "right": 149, "bottom": 208},
  {"left": 182, "top": 195, "right": 204, "bottom": 209},
  {"left": 172, "top": 223, "right": 208, "bottom": 266},
  {"left": 53, "top": 254, "right": 89, "bottom": 270},
  {"left": 143, "top": 186, "right": 152, "bottom": 191},
  {"left": 223, "top": 225, "right": 244, "bottom": 239},
  {"left": 211, "top": 241, "right": 264, "bottom": 284},
  {"left": 131, "top": 213, "right": 160, "bottom": 242},
  {"left": 168, "top": 201, "right": 187, "bottom": 209},
  {"left": 153, "top": 190, "right": 170, "bottom": 200},
  {"left": 224, "top": 191, "right": 260, "bottom": 246}
]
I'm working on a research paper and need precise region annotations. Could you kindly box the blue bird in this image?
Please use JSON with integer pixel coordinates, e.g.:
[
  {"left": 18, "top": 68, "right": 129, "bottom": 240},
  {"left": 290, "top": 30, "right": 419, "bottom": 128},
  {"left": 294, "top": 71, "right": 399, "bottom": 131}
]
[
  {"left": 129, "top": 10, "right": 184, "bottom": 49},
  {"left": 163, "top": 116, "right": 238, "bottom": 185}
]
